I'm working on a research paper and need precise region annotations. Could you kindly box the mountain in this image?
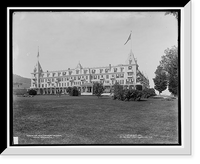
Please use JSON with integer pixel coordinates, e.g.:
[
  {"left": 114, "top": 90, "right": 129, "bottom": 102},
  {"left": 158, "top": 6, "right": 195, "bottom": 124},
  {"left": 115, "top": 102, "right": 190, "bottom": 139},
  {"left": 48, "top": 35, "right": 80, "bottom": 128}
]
[{"left": 13, "top": 74, "right": 31, "bottom": 89}]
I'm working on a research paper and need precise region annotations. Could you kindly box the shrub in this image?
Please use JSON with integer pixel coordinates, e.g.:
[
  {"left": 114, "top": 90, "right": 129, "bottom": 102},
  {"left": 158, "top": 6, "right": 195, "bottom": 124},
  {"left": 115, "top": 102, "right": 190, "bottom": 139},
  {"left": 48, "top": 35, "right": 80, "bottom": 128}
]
[
  {"left": 69, "top": 86, "right": 80, "bottom": 96},
  {"left": 142, "top": 88, "right": 156, "bottom": 98},
  {"left": 112, "top": 84, "right": 156, "bottom": 101},
  {"left": 28, "top": 89, "right": 37, "bottom": 95}
]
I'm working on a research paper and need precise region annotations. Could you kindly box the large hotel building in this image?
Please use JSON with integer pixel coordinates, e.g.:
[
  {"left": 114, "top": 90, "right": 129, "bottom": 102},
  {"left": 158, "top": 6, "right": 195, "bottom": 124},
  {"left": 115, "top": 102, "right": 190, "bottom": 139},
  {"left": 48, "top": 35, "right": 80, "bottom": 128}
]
[{"left": 30, "top": 50, "right": 149, "bottom": 95}]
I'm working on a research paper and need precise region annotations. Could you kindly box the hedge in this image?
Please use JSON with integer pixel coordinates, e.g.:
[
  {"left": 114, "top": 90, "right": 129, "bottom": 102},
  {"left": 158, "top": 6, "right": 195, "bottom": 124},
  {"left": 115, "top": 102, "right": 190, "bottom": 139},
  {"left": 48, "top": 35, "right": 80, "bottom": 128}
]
[{"left": 112, "top": 83, "right": 156, "bottom": 101}]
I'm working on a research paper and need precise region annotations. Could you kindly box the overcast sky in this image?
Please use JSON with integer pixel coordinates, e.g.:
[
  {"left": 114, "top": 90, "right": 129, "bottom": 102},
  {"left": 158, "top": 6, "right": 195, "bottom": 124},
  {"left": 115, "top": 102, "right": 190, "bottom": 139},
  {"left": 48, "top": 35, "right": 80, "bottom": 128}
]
[{"left": 13, "top": 11, "right": 178, "bottom": 88}]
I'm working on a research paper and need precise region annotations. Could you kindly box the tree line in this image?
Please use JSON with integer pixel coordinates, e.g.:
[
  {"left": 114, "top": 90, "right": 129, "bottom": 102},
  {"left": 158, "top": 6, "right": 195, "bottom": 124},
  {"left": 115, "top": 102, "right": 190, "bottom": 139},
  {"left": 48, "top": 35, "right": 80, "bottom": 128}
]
[{"left": 153, "top": 12, "right": 178, "bottom": 97}]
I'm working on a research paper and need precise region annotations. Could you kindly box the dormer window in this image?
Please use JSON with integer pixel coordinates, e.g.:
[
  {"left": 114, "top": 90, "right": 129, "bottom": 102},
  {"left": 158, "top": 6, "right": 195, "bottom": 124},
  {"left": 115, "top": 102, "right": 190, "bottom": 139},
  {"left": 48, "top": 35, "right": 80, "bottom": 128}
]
[
  {"left": 76, "top": 70, "right": 79, "bottom": 74},
  {"left": 69, "top": 71, "right": 72, "bottom": 75}
]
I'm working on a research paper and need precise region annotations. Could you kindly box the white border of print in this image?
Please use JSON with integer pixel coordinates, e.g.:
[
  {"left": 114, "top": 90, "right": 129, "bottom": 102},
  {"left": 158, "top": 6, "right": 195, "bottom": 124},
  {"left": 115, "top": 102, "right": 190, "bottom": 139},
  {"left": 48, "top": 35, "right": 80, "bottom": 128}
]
[{"left": 4, "top": 3, "right": 191, "bottom": 155}]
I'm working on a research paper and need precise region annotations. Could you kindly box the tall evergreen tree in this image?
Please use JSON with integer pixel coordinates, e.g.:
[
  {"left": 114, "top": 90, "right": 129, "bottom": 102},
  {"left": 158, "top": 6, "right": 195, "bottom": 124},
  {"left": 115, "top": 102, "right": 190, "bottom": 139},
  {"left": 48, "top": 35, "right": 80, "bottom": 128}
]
[
  {"left": 93, "top": 82, "right": 104, "bottom": 98},
  {"left": 153, "top": 65, "right": 168, "bottom": 95}
]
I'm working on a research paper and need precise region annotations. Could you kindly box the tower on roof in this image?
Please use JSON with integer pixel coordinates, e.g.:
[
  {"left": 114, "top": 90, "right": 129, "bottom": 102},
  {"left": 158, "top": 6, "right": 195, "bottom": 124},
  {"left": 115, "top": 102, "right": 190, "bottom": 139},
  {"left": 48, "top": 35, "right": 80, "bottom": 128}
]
[
  {"left": 76, "top": 61, "right": 83, "bottom": 69},
  {"left": 125, "top": 49, "right": 137, "bottom": 65},
  {"left": 34, "top": 46, "right": 43, "bottom": 73}
]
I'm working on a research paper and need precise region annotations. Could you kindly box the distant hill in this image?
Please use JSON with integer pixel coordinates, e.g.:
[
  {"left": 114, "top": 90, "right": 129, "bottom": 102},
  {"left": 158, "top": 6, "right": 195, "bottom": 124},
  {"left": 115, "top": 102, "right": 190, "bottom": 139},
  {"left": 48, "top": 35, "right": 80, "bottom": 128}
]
[{"left": 13, "top": 74, "right": 31, "bottom": 89}]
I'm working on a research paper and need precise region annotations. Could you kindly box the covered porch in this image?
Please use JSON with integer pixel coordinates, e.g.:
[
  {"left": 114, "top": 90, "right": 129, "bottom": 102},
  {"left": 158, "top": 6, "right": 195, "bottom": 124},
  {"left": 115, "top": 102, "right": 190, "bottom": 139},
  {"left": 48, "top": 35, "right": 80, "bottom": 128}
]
[{"left": 80, "top": 82, "right": 93, "bottom": 95}]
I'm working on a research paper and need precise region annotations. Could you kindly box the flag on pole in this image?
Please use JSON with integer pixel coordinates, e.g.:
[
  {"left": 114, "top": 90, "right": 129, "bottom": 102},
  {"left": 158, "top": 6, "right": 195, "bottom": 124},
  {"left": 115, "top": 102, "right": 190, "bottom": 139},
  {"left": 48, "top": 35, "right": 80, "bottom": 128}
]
[
  {"left": 124, "top": 32, "right": 132, "bottom": 45},
  {"left": 37, "top": 46, "right": 39, "bottom": 58}
]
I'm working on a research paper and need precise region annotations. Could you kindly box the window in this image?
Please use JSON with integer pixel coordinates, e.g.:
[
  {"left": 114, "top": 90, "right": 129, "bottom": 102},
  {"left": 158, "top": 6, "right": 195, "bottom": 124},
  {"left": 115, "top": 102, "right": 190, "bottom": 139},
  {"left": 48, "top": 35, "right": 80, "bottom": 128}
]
[
  {"left": 86, "top": 76, "right": 88, "bottom": 79},
  {"left": 128, "top": 72, "right": 133, "bottom": 76},
  {"left": 114, "top": 68, "right": 117, "bottom": 72},
  {"left": 106, "top": 75, "right": 109, "bottom": 79},
  {"left": 120, "top": 67, "right": 124, "bottom": 72},
  {"left": 121, "top": 74, "right": 124, "bottom": 78},
  {"left": 76, "top": 70, "right": 79, "bottom": 74},
  {"left": 128, "top": 66, "right": 132, "bottom": 70}
]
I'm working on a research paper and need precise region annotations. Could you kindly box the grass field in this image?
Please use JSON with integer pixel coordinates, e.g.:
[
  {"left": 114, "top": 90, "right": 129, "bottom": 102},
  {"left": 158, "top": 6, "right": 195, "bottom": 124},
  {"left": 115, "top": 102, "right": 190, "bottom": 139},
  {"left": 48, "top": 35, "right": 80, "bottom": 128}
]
[{"left": 13, "top": 95, "right": 179, "bottom": 145}]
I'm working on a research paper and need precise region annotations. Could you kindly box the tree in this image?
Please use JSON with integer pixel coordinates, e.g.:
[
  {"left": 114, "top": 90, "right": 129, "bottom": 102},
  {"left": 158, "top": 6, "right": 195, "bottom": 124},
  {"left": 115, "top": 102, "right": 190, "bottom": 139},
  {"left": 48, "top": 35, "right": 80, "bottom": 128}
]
[
  {"left": 153, "top": 65, "right": 168, "bottom": 95},
  {"left": 168, "top": 68, "right": 178, "bottom": 96},
  {"left": 112, "top": 82, "right": 124, "bottom": 100},
  {"left": 165, "top": 12, "right": 178, "bottom": 19},
  {"left": 160, "top": 46, "right": 178, "bottom": 96},
  {"left": 66, "top": 87, "right": 72, "bottom": 94},
  {"left": 93, "top": 82, "right": 104, "bottom": 98}
]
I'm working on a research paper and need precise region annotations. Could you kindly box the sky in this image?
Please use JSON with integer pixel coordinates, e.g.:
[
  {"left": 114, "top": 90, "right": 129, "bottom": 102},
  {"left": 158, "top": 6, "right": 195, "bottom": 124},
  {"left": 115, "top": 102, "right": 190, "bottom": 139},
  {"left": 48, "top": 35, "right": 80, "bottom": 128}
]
[{"left": 12, "top": 11, "right": 178, "bottom": 89}]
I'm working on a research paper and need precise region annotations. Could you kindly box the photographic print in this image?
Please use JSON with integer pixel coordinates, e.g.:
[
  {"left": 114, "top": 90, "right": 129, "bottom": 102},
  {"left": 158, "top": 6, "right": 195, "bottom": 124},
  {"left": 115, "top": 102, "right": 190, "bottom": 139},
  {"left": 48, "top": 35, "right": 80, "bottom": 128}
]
[{"left": 12, "top": 10, "right": 180, "bottom": 145}]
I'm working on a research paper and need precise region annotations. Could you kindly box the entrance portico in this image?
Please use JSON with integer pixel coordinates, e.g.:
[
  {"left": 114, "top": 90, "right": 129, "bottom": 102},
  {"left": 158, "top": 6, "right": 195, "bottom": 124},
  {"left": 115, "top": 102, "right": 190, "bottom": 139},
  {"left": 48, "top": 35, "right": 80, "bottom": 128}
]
[{"left": 80, "top": 82, "right": 93, "bottom": 95}]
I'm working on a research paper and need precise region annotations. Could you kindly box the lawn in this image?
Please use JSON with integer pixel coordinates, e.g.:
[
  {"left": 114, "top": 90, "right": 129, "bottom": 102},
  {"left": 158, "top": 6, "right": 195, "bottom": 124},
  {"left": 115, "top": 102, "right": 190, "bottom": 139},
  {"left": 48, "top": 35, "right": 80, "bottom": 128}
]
[{"left": 13, "top": 95, "right": 179, "bottom": 145}]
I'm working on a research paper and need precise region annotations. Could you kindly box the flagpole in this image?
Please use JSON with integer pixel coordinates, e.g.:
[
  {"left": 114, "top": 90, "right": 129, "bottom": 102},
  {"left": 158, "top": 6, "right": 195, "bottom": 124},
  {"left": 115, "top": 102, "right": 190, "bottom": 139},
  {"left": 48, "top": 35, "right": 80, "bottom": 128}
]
[
  {"left": 130, "top": 31, "right": 132, "bottom": 51},
  {"left": 37, "top": 46, "right": 39, "bottom": 61}
]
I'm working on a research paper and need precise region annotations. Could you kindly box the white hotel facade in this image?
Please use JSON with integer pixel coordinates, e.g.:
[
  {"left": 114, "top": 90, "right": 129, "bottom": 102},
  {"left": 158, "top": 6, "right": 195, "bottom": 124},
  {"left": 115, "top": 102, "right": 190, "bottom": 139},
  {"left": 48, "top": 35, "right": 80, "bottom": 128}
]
[{"left": 30, "top": 50, "right": 149, "bottom": 95}]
